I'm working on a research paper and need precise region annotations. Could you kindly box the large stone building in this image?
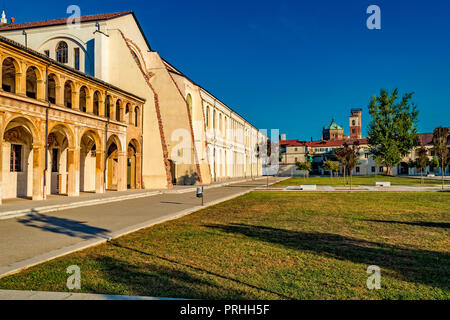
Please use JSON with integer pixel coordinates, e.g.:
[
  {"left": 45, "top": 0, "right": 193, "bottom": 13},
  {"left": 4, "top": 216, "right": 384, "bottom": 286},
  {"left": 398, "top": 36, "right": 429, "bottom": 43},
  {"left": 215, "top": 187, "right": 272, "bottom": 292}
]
[{"left": 0, "top": 11, "right": 266, "bottom": 202}]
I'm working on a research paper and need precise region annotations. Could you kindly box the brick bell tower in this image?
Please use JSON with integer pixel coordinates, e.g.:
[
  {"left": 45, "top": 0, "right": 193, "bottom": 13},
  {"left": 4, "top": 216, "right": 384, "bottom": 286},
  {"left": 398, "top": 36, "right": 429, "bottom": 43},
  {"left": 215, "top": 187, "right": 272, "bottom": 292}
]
[{"left": 349, "top": 109, "right": 362, "bottom": 139}]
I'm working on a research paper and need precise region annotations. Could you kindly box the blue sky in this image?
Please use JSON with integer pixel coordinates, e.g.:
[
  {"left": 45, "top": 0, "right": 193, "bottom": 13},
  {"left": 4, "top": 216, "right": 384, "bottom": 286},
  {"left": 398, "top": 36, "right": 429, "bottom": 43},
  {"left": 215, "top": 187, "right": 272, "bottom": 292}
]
[{"left": 3, "top": 0, "right": 450, "bottom": 140}]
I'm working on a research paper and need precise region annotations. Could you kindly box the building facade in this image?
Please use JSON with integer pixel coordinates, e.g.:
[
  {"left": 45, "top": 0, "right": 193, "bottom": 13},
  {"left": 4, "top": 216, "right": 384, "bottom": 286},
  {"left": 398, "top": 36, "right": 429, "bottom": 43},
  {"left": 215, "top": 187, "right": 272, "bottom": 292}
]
[{"left": 0, "top": 11, "right": 266, "bottom": 202}]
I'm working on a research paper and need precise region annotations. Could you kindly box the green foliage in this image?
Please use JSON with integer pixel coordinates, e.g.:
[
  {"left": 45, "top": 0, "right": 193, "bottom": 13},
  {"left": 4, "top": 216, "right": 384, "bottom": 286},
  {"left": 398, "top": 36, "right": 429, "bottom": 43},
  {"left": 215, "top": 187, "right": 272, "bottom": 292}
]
[
  {"left": 430, "top": 156, "right": 440, "bottom": 170},
  {"left": 368, "top": 89, "right": 419, "bottom": 174},
  {"left": 322, "top": 161, "right": 340, "bottom": 173},
  {"left": 296, "top": 161, "right": 312, "bottom": 172}
]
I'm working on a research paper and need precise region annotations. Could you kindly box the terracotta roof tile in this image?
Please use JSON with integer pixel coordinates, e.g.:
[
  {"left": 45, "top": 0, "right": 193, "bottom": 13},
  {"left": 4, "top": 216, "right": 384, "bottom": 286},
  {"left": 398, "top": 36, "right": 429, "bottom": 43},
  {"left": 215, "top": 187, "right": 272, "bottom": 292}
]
[{"left": 0, "top": 11, "right": 133, "bottom": 31}]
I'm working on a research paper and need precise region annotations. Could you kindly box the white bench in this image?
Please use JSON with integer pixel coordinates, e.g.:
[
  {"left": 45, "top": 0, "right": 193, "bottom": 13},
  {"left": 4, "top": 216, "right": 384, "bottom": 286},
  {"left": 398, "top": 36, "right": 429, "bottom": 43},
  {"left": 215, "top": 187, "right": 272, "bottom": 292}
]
[
  {"left": 301, "top": 185, "right": 317, "bottom": 191},
  {"left": 285, "top": 186, "right": 302, "bottom": 191},
  {"left": 375, "top": 182, "right": 391, "bottom": 187}
]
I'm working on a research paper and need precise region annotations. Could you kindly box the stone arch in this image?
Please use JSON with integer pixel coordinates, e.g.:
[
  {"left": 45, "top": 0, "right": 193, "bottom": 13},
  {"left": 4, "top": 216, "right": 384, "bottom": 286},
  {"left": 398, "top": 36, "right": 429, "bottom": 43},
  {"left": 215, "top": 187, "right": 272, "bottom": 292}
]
[
  {"left": 106, "top": 134, "right": 123, "bottom": 191},
  {"left": 64, "top": 80, "right": 75, "bottom": 108},
  {"left": 125, "top": 102, "right": 131, "bottom": 124},
  {"left": 93, "top": 90, "right": 102, "bottom": 116},
  {"left": 105, "top": 95, "right": 113, "bottom": 119},
  {"left": 115, "top": 99, "right": 122, "bottom": 122},
  {"left": 79, "top": 85, "right": 89, "bottom": 112},
  {"left": 25, "top": 66, "right": 42, "bottom": 99},
  {"left": 134, "top": 106, "right": 140, "bottom": 127},
  {"left": 127, "top": 138, "right": 141, "bottom": 189},
  {"left": 80, "top": 128, "right": 104, "bottom": 194},
  {"left": 48, "top": 73, "right": 59, "bottom": 104},
  {"left": 2, "top": 56, "right": 21, "bottom": 93},
  {"left": 47, "top": 123, "right": 76, "bottom": 196},
  {"left": 2, "top": 116, "right": 43, "bottom": 200}
]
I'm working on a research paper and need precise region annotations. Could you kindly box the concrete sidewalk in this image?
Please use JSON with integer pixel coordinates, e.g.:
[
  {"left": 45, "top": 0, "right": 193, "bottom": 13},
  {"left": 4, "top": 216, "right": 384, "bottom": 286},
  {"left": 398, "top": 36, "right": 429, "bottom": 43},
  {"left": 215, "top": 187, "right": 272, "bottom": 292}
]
[
  {"left": 0, "top": 289, "right": 177, "bottom": 300},
  {"left": 0, "top": 177, "right": 283, "bottom": 279},
  {"left": 0, "top": 177, "right": 270, "bottom": 221}
]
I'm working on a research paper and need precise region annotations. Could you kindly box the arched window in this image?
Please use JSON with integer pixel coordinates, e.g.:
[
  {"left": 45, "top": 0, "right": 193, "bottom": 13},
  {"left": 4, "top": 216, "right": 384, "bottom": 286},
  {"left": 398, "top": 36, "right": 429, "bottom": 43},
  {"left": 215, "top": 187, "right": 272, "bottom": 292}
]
[
  {"left": 79, "top": 86, "right": 88, "bottom": 112},
  {"left": 26, "top": 67, "right": 38, "bottom": 99},
  {"left": 135, "top": 107, "right": 139, "bottom": 127},
  {"left": 64, "top": 81, "right": 73, "bottom": 108},
  {"left": 186, "top": 94, "right": 193, "bottom": 118},
  {"left": 93, "top": 91, "right": 100, "bottom": 116},
  {"left": 56, "top": 41, "right": 68, "bottom": 64},
  {"left": 116, "top": 100, "right": 121, "bottom": 122},
  {"left": 2, "top": 57, "right": 18, "bottom": 93},
  {"left": 48, "top": 74, "right": 57, "bottom": 104},
  {"left": 105, "top": 96, "right": 111, "bottom": 119}
]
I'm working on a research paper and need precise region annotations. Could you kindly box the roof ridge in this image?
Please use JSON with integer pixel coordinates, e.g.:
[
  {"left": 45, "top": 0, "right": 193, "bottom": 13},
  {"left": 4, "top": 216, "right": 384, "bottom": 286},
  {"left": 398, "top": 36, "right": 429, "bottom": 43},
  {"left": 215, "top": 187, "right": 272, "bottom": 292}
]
[{"left": 0, "top": 11, "right": 133, "bottom": 31}]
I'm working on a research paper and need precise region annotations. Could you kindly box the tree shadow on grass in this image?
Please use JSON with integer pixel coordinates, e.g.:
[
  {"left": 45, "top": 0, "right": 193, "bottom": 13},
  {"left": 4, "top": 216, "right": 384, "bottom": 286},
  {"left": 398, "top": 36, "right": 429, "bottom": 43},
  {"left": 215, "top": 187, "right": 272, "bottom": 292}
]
[
  {"left": 17, "top": 212, "right": 110, "bottom": 240},
  {"left": 205, "top": 223, "right": 450, "bottom": 292},
  {"left": 105, "top": 242, "right": 293, "bottom": 300},
  {"left": 364, "top": 220, "right": 450, "bottom": 229},
  {"left": 84, "top": 255, "right": 263, "bottom": 300}
]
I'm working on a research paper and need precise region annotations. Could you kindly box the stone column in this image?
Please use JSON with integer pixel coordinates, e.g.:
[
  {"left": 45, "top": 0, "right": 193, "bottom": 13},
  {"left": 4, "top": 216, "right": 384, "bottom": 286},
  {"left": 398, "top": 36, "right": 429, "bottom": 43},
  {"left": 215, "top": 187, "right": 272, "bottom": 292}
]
[
  {"left": 86, "top": 92, "right": 94, "bottom": 114},
  {"left": 96, "top": 149, "right": 105, "bottom": 194},
  {"left": 117, "top": 151, "right": 128, "bottom": 191},
  {"left": 32, "top": 144, "right": 45, "bottom": 201},
  {"left": 135, "top": 152, "right": 142, "bottom": 189},
  {"left": 36, "top": 79, "right": 45, "bottom": 101},
  {"left": 67, "top": 148, "right": 80, "bottom": 197},
  {"left": 72, "top": 89, "right": 80, "bottom": 111},
  {"left": 16, "top": 71, "right": 26, "bottom": 96},
  {"left": 129, "top": 107, "right": 135, "bottom": 126},
  {"left": 56, "top": 85, "right": 64, "bottom": 106}
]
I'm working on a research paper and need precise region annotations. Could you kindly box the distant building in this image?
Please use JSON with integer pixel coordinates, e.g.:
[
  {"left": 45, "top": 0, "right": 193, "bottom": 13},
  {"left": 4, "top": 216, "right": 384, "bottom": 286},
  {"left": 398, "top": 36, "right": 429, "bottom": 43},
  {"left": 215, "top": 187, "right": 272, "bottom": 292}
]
[
  {"left": 322, "top": 118, "right": 345, "bottom": 141},
  {"left": 279, "top": 108, "right": 449, "bottom": 177},
  {"left": 349, "top": 109, "right": 362, "bottom": 139}
]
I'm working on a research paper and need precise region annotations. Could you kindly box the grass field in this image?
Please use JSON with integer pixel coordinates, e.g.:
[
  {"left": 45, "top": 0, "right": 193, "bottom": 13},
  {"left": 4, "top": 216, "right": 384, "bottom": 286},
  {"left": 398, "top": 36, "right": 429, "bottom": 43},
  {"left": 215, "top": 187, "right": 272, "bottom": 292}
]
[
  {"left": 0, "top": 192, "right": 449, "bottom": 300},
  {"left": 274, "top": 175, "right": 449, "bottom": 186}
]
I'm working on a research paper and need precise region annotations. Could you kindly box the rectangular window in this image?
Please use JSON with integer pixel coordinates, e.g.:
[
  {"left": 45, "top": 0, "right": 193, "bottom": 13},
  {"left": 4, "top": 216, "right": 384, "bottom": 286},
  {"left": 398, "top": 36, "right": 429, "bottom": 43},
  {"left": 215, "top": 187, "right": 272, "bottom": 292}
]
[
  {"left": 356, "top": 167, "right": 360, "bottom": 173},
  {"left": 379, "top": 166, "right": 384, "bottom": 173},
  {"left": 10, "top": 144, "right": 22, "bottom": 173},
  {"left": 372, "top": 166, "right": 376, "bottom": 173},
  {"left": 365, "top": 153, "right": 369, "bottom": 159},
  {"left": 52, "top": 149, "right": 59, "bottom": 173},
  {"left": 74, "top": 48, "right": 80, "bottom": 70}
]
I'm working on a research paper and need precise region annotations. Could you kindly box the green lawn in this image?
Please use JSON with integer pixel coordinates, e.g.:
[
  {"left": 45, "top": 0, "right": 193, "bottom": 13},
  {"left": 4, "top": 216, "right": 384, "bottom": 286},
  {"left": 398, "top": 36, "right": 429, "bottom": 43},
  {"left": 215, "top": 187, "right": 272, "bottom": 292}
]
[
  {"left": 274, "top": 175, "right": 449, "bottom": 186},
  {"left": 0, "top": 192, "right": 449, "bottom": 300}
]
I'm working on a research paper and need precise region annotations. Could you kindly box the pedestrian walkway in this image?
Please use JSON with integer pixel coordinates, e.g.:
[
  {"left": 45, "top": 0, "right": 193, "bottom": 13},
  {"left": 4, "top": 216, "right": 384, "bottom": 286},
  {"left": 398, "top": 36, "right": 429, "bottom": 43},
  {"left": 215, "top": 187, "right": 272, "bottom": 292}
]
[
  {"left": 0, "top": 289, "right": 178, "bottom": 300},
  {"left": 0, "top": 177, "right": 270, "bottom": 221}
]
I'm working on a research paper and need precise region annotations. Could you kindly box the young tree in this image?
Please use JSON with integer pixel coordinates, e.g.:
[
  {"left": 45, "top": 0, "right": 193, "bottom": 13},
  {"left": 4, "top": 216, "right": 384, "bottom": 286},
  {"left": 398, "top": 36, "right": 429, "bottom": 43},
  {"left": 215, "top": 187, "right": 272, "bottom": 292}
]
[
  {"left": 368, "top": 89, "right": 419, "bottom": 176},
  {"left": 433, "top": 127, "right": 449, "bottom": 190},
  {"left": 296, "top": 161, "right": 312, "bottom": 180},
  {"left": 337, "top": 142, "right": 361, "bottom": 189},
  {"left": 430, "top": 156, "right": 440, "bottom": 174},
  {"left": 416, "top": 146, "right": 429, "bottom": 185},
  {"left": 323, "top": 161, "right": 340, "bottom": 180}
]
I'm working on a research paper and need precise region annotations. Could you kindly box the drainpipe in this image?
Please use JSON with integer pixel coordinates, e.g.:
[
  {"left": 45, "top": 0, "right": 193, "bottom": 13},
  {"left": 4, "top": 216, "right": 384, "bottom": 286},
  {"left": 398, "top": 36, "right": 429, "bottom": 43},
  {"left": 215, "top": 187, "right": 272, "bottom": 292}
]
[
  {"left": 104, "top": 87, "right": 110, "bottom": 191},
  {"left": 43, "top": 63, "right": 50, "bottom": 199}
]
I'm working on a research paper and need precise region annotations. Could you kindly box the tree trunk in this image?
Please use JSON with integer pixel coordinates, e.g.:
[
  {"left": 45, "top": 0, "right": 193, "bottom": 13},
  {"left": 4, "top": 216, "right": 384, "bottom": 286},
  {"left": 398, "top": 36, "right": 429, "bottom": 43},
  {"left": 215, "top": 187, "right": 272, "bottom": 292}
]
[{"left": 387, "top": 166, "right": 394, "bottom": 176}]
